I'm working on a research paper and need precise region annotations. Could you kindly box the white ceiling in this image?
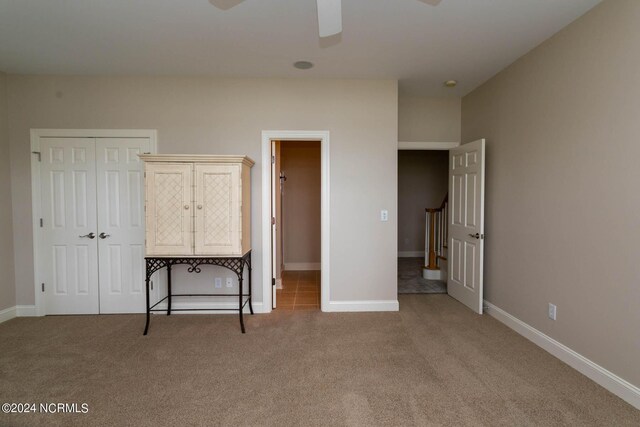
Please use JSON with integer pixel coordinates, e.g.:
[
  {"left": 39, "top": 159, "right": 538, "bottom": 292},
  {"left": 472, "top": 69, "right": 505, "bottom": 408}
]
[{"left": 0, "top": 0, "right": 600, "bottom": 96}]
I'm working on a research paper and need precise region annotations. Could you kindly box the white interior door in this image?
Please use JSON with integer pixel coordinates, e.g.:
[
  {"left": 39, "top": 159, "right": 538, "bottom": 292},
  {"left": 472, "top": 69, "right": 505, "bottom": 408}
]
[
  {"left": 40, "top": 138, "right": 99, "bottom": 314},
  {"left": 447, "top": 139, "right": 485, "bottom": 314},
  {"left": 271, "top": 141, "right": 277, "bottom": 309},
  {"left": 96, "top": 138, "right": 150, "bottom": 313}
]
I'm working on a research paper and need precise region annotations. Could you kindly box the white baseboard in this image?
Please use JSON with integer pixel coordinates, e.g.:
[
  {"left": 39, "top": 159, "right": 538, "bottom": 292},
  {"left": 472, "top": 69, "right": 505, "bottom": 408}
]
[
  {"left": 325, "top": 300, "right": 399, "bottom": 312},
  {"left": 16, "top": 305, "right": 37, "bottom": 317},
  {"left": 153, "top": 301, "right": 263, "bottom": 315},
  {"left": 484, "top": 300, "right": 640, "bottom": 410},
  {"left": 0, "top": 306, "right": 17, "bottom": 324},
  {"left": 284, "top": 262, "right": 321, "bottom": 271},
  {"left": 398, "top": 251, "right": 424, "bottom": 258},
  {"left": 422, "top": 268, "right": 443, "bottom": 280},
  {"left": 0, "top": 305, "right": 38, "bottom": 323}
]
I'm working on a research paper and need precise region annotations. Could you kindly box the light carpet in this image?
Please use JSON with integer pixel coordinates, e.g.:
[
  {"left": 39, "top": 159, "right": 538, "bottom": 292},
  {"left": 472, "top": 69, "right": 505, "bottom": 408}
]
[{"left": 0, "top": 295, "right": 638, "bottom": 426}]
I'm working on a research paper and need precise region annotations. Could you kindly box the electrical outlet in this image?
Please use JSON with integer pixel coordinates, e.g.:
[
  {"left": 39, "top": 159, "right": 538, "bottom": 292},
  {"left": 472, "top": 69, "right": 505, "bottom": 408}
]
[
  {"left": 226, "top": 277, "right": 233, "bottom": 288},
  {"left": 380, "top": 209, "right": 388, "bottom": 222},
  {"left": 214, "top": 278, "right": 222, "bottom": 289},
  {"left": 548, "top": 303, "right": 557, "bottom": 320}
]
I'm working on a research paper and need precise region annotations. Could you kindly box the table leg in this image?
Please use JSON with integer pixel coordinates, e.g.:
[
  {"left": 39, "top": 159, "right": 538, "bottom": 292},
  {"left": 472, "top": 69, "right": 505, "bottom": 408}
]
[
  {"left": 239, "top": 267, "right": 245, "bottom": 333},
  {"left": 248, "top": 259, "right": 254, "bottom": 315},
  {"left": 143, "top": 272, "right": 151, "bottom": 336},
  {"left": 167, "top": 263, "right": 172, "bottom": 316}
]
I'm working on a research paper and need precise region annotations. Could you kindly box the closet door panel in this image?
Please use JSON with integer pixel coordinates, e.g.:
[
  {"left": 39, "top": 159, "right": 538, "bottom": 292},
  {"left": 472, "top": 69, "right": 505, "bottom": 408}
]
[
  {"left": 40, "top": 138, "right": 99, "bottom": 315},
  {"left": 96, "top": 138, "right": 150, "bottom": 313},
  {"left": 145, "top": 163, "right": 193, "bottom": 255},
  {"left": 194, "top": 164, "right": 241, "bottom": 255}
]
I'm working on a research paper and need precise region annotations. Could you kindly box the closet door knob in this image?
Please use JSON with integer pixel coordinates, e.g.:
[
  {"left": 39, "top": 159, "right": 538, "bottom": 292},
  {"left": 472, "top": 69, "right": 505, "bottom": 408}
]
[
  {"left": 99, "top": 232, "right": 111, "bottom": 239},
  {"left": 184, "top": 205, "right": 190, "bottom": 210},
  {"left": 79, "top": 232, "right": 96, "bottom": 239},
  {"left": 197, "top": 205, "right": 203, "bottom": 210}
]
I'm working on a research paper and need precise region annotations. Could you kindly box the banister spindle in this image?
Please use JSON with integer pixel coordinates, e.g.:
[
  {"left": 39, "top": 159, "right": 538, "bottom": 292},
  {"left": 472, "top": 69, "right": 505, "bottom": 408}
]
[
  {"left": 425, "top": 194, "right": 448, "bottom": 273},
  {"left": 426, "top": 208, "right": 438, "bottom": 270}
]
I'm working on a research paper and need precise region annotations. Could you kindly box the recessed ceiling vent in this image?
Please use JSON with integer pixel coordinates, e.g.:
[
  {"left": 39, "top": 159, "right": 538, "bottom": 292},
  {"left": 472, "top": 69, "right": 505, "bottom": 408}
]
[{"left": 294, "top": 61, "right": 314, "bottom": 70}]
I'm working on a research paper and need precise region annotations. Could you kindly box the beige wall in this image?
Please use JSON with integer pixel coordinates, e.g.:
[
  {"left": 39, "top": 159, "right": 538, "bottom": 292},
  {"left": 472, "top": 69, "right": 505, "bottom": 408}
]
[
  {"left": 398, "top": 96, "right": 461, "bottom": 142},
  {"left": 281, "top": 141, "right": 321, "bottom": 267},
  {"left": 6, "top": 76, "right": 398, "bottom": 306},
  {"left": 462, "top": 0, "right": 640, "bottom": 387},
  {"left": 0, "top": 71, "right": 16, "bottom": 311},
  {"left": 398, "top": 150, "right": 448, "bottom": 253}
]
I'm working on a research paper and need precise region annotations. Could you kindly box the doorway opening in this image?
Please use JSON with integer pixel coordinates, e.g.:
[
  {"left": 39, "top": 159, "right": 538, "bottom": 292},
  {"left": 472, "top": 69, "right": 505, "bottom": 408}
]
[
  {"left": 272, "top": 140, "right": 321, "bottom": 310},
  {"left": 261, "top": 130, "right": 330, "bottom": 313},
  {"left": 397, "top": 149, "right": 449, "bottom": 295}
]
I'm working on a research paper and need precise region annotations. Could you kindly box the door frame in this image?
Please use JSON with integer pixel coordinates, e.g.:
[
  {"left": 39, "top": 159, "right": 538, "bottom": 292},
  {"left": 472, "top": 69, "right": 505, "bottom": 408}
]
[
  {"left": 261, "top": 131, "right": 330, "bottom": 313},
  {"left": 30, "top": 129, "right": 158, "bottom": 316},
  {"left": 398, "top": 141, "right": 459, "bottom": 150}
]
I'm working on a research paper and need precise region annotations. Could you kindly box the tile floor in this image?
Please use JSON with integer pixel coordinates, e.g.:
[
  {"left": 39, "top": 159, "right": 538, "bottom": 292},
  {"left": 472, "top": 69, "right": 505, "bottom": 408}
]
[{"left": 275, "top": 270, "right": 321, "bottom": 311}]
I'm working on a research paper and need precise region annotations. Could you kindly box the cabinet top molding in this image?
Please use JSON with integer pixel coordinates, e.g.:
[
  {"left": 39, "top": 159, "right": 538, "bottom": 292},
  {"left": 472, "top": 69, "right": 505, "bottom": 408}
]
[{"left": 139, "top": 154, "right": 255, "bottom": 167}]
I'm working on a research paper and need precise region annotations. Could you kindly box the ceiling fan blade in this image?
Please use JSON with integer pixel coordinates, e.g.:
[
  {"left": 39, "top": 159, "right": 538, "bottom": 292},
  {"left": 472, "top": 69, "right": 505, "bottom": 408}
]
[
  {"left": 416, "top": 0, "right": 442, "bottom": 5},
  {"left": 317, "top": 0, "right": 342, "bottom": 38},
  {"left": 208, "top": 0, "right": 245, "bottom": 11}
]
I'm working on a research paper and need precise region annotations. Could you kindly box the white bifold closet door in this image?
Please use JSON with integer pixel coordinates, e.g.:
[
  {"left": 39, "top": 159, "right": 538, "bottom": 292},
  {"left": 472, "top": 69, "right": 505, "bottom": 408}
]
[
  {"left": 40, "top": 137, "right": 149, "bottom": 314},
  {"left": 95, "top": 139, "right": 149, "bottom": 313},
  {"left": 40, "top": 138, "right": 100, "bottom": 314}
]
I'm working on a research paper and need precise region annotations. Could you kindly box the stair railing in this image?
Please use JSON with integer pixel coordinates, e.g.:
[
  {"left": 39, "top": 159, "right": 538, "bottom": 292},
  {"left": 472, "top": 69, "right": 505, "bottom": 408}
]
[{"left": 425, "top": 195, "right": 448, "bottom": 271}]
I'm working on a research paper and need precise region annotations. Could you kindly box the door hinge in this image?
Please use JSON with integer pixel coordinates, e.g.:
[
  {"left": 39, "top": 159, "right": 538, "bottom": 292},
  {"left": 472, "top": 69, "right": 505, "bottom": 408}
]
[
  {"left": 272, "top": 278, "right": 276, "bottom": 287},
  {"left": 32, "top": 151, "right": 41, "bottom": 162},
  {"left": 271, "top": 155, "right": 275, "bottom": 164},
  {"left": 39, "top": 218, "right": 43, "bottom": 227},
  {"left": 41, "top": 283, "right": 45, "bottom": 292},
  {"left": 271, "top": 217, "right": 276, "bottom": 225}
]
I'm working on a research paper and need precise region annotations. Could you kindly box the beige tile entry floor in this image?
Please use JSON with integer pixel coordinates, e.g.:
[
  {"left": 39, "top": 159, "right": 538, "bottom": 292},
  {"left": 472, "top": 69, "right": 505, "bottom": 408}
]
[{"left": 275, "top": 270, "right": 320, "bottom": 311}]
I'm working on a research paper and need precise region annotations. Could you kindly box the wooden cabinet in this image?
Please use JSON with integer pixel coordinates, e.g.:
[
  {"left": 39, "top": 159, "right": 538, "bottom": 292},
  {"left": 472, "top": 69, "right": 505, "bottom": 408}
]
[{"left": 140, "top": 155, "right": 254, "bottom": 256}]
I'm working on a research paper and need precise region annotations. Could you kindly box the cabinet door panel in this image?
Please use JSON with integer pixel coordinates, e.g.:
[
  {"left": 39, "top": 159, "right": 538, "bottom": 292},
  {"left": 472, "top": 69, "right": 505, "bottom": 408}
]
[
  {"left": 195, "top": 164, "right": 241, "bottom": 255},
  {"left": 145, "top": 163, "right": 193, "bottom": 255}
]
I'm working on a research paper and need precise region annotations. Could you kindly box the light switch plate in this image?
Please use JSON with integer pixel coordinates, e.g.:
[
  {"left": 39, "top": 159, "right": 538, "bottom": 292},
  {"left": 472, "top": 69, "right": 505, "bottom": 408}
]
[
  {"left": 380, "top": 210, "right": 389, "bottom": 222},
  {"left": 215, "top": 278, "right": 222, "bottom": 289}
]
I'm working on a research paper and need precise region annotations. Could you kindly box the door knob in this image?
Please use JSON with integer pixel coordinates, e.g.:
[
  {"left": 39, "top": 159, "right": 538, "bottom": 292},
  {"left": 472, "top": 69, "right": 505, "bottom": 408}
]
[
  {"left": 197, "top": 204, "right": 203, "bottom": 210},
  {"left": 468, "top": 233, "right": 480, "bottom": 239},
  {"left": 184, "top": 204, "right": 190, "bottom": 210},
  {"left": 99, "top": 232, "right": 111, "bottom": 239},
  {"left": 79, "top": 232, "right": 96, "bottom": 239}
]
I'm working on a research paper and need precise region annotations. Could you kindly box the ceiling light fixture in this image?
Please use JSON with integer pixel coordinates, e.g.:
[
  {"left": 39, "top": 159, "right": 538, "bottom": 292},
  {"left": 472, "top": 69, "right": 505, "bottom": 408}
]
[
  {"left": 294, "top": 61, "right": 314, "bottom": 70},
  {"left": 444, "top": 80, "right": 457, "bottom": 88},
  {"left": 213, "top": 0, "right": 443, "bottom": 40}
]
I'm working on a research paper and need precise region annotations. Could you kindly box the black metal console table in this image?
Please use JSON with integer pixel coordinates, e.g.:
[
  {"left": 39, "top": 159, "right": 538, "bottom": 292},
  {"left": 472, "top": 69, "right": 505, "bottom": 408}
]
[{"left": 143, "top": 251, "right": 253, "bottom": 335}]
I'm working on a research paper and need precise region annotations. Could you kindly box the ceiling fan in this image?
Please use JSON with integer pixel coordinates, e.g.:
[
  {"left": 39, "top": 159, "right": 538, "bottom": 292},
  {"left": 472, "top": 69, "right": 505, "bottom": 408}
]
[{"left": 210, "top": 0, "right": 443, "bottom": 38}]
